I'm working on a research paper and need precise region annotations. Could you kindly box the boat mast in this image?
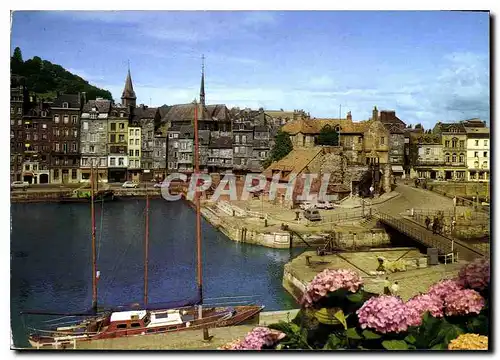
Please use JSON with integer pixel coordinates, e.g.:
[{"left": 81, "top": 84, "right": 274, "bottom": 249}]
[
  {"left": 144, "top": 182, "right": 149, "bottom": 306},
  {"left": 91, "top": 161, "right": 97, "bottom": 312}
]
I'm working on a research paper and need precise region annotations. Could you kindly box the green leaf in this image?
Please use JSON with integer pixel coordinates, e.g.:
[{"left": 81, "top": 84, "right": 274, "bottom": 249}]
[
  {"left": 333, "top": 310, "right": 348, "bottom": 330},
  {"left": 346, "top": 328, "right": 363, "bottom": 340},
  {"left": 323, "top": 334, "right": 342, "bottom": 350},
  {"left": 362, "top": 329, "right": 381, "bottom": 340},
  {"left": 346, "top": 292, "right": 364, "bottom": 303},
  {"left": 382, "top": 340, "right": 409, "bottom": 350},
  {"left": 404, "top": 334, "right": 416, "bottom": 344},
  {"left": 430, "top": 343, "right": 446, "bottom": 350}
]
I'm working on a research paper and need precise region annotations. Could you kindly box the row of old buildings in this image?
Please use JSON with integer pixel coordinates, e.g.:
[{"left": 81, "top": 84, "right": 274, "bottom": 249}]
[{"left": 10, "top": 66, "right": 304, "bottom": 184}]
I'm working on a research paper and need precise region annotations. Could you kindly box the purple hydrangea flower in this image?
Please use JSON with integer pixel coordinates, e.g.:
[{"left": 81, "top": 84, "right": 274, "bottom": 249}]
[
  {"left": 427, "top": 279, "right": 463, "bottom": 301},
  {"left": 219, "top": 327, "right": 286, "bottom": 350},
  {"left": 301, "top": 268, "right": 363, "bottom": 308},
  {"left": 406, "top": 294, "right": 444, "bottom": 326},
  {"left": 457, "top": 258, "right": 490, "bottom": 291},
  {"left": 444, "top": 289, "right": 485, "bottom": 316},
  {"left": 356, "top": 295, "right": 409, "bottom": 333}
]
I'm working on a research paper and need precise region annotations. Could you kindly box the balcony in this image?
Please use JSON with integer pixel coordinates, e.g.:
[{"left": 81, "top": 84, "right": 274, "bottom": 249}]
[{"left": 443, "top": 162, "right": 466, "bottom": 167}]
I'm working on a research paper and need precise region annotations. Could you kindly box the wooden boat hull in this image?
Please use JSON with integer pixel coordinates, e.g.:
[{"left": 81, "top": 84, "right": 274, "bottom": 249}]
[
  {"left": 28, "top": 305, "right": 263, "bottom": 349},
  {"left": 58, "top": 192, "right": 115, "bottom": 204}
]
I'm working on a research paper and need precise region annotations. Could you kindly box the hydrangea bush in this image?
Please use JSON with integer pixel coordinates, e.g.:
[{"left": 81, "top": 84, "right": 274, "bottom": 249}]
[
  {"left": 405, "top": 294, "right": 444, "bottom": 326},
  {"left": 357, "top": 295, "right": 409, "bottom": 333},
  {"left": 457, "top": 258, "right": 490, "bottom": 291}
]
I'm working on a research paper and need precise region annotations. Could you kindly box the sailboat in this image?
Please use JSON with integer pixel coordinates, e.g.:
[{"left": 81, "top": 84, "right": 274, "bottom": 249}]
[{"left": 23, "top": 100, "right": 263, "bottom": 349}]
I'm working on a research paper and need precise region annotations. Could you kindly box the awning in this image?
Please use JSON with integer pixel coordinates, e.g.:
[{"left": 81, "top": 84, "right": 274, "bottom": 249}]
[{"left": 392, "top": 165, "right": 404, "bottom": 173}]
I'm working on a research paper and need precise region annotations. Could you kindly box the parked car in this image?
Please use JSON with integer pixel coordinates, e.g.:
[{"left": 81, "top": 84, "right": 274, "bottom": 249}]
[
  {"left": 122, "top": 181, "right": 139, "bottom": 188},
  {"left": 11, "top": 181, "right": 29, "bottom": 190},
  {"left": 316, "top": 200, "right": 334, "bottom": 210},
  {"left": 304, "top": 209, "right": 322, "bottom": 221},
  {"left": 299, "top": 201, "right": 315, "bottom": 210}
]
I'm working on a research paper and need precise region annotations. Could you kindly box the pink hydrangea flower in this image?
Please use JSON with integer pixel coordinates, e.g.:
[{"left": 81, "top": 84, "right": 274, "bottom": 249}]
[
  {"left": 220, "top": 327, "right": 286, "bottom": 350},
  {"left": 427, "top": 279, "right": 463, "bottom": 301},
  {"left": 457, "top": 258, "right": 490, "bottom": 291},
  {"left": 301, "top": 268, "right": 363, "bottom": 308},
  {"left": 356, "top": 295, "right": 409, "bottom": 333},
  {"left": 406, "top": 294, "right": 444, "bottom": 326},
  {"left": 444, "top": 289, "right": 485, "bottom": 316}
]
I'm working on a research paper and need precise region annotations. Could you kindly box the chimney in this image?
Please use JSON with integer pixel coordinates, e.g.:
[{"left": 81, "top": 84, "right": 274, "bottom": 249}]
[
  {"left": 81, "top": 92, "right": 87, "bottom": 105},
  {"left": 372, "top": 106, "right": 379, "bottom": 121},
  {"left": 347, "top": 111, "right": 352, "bottom": 122}
]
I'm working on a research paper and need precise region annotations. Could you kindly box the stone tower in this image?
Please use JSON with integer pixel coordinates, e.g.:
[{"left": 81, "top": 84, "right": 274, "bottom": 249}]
[
  {"left": 121, "top": 65, "right": 137, "bottom": 108},
  {"left": 200, "top": 54, "right": 206, "bottom": 108}
]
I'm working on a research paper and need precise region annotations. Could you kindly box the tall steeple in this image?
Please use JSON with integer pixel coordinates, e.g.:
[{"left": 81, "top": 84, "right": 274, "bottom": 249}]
[
  {"left": 200, "top": 54, "right": 205, "bottom": 108},
  {"left": 121, "top": 61, "right": 137, "bottom": 108}
]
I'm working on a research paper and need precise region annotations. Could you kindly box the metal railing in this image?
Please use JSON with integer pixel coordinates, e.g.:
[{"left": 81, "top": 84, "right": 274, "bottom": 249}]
[
  {"left": 315, "top": 209, "right": 365, "bottom": 225},
  {"left": 413, "top": 209, "right": 489, "bottom": 223}
]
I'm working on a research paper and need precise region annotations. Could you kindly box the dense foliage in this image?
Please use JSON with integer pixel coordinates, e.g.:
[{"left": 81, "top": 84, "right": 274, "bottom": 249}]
[
  {"left": 10, "top": 47, "right": 112, "bottom": 101},
  {"left": 220, "top": 258, "right": 490, "bottom": 351},
  {"left": 262, "top": 131, "right": 293, "bottom": 169},
  {"left": 317, "top": 125, "right": 339, "bottom": 146}
]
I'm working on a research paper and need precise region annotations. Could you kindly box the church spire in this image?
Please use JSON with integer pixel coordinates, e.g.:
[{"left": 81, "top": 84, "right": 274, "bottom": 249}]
[
  {"left": 121, "top": 62, "right": 136, "bottom": 108},
  {"left": 200, "top": 54, "right": 205, "bottom": 108}
]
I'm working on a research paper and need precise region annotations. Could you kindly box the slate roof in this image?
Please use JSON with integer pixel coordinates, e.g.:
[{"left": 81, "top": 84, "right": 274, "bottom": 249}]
[
  {"left": 82, "top": 99, "right": 112, "bottom": 113},
  {"left": 162, "top": 103, "right": 230, "bottom": 122},
  {"left": 121, "top": 69, "right": 137, "bottom": 100},
  {"left": 262, "top": 147, "right": 323, "bottom": 181},
  {"left": 52, "top": 94, "right": 81, "bottom": 109}
]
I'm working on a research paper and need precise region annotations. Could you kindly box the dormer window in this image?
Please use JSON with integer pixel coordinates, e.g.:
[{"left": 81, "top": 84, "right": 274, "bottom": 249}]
[
  {"left": 62, "top": 102, "right": 69, "bottom": 108},
  {"left": 120, "top": 113, "right": 125, "bottom": 118},
  {"left": 41, "top": 111, "right": 46, "bottom": 117},
  {"left": 92, "top": 107, "right": 97, "bottom": 111}
]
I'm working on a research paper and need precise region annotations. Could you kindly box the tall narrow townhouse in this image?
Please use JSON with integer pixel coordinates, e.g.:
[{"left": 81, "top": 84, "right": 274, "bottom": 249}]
[
  {"left": 107, "top": 105, "right": 129, "bottom": 183},
  {"left": 127, "top": 125, "right": 142, "bottom": 182},
  {"left": 50, "top": 93, "right": 82, "bottom": 184},
  {"left": 80, "top": 98, "right": 111, "bottom": 183},
  {"left": 464, "top": 119, "right": 490, "bottom": 182}
]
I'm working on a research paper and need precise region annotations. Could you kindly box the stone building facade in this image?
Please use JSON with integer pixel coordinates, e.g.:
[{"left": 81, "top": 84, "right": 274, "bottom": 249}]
[
  {"left": 152, "top": 133, "right": 167, "bottom": 180},
  {"left": 80, "top": 99, "right": 111, "bottom": 182},
  {"left": 127, "top": 126, "right": 142, "bottom": 181},
  {"left": 465, "top": 123, "right": 489, "bottom": 182},
  {"left": 433, "top": 122, "right": 467, "bottom": 180},
  {"left": 107, "top": 106, "right": 129, "bottom": 183},
  {"left": 10, "top": 85, "right": 30, "bottom": 182},
  {"left": 50, "top": 94, "right": 82, "bottom": 184}
]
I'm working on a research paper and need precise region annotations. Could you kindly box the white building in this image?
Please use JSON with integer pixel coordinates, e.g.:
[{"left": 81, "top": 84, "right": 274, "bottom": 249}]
[
  {"left": 465, "top": 127, "right": 489, "bottom": 182},
  {"left": 128, "top": 126, "right": 142, "bottom": 181}
]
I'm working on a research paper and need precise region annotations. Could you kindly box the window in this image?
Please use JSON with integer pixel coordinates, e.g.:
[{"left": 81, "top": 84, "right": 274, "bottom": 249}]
[
  {"left": 10, "top": 131, "right": 14, "bottom": 138},
  {"left": 129, "top": 150, "right": 134, "bottom": 156},
  {"left": 484, "top": 140, "right": 488, "bottom": 146},
  {"left": 135, "top": 160, "right": 139, "bottom": 167},
  {"left": 120, "top": 113, "right": 125, "bottom": 118},
  {"left": 459, "top": 154, "right": 464, "bottom": 163},
  {"left": 459, "top": 140, "right": 465, "bottom": 148},
  {"left": 63, "top": 115, "right": 69, "bottom": 124},
  {"left": 119, "top": 135, "right": 125, "bottom": 142},
  {"left": 111, "top": 123, "right": 116, "bottom": 131},
  {"left": 116, "top": 324, "right": 127, "bottom": 329},
  {"left": 135, "top": 129, "right": 139, "bottom": 136},
  {"left": 174, "top": 133, "right": 178, "bottom": 138},
  {"left": 83, "top": 121, "right": 88, "bottom": 130},
  {"left": 72, "top": 115, "right": 77, "bottom": 124},
  {"left": 54, "top": 115, "right": 60, "bottom": 124},
  {"left": 135, "top": 150, "right": 139, "bottom": 157},
  {"left": 42, "top": 123, "right": 47, "bottom": 129},
  {"left": 11, "top": 107, "right": 14, "bottom": 114},
  {"left": 33, "top": 133, "right": 38, "bottom": 140},
  {"left": 119, "top": 123, "right": 125, "bottom": 130},
  {"left": 235, "top": 135, "right": 240, "bottom": 144},
  {"left": 135, "top": 139, "right": 139, "bottom": 145},
  {"left": 17, "top": 108, "right": 22, "bottom": 114},
  {"left": 82, "top": 158, "right": 88, "bottom": 166},
  {"left": 42, "top": 134, "right": 47, "bottom": 140},
  {"left": 100, "top": 158, "right": 106, "bottom": 167},
  {"left": 475, "top": 140, "right": 479, "bottom": 146},
  {"left": 452, "top": 154, "right": 457, "bottom": 163},
  {"left": 71, "top": 169, "right": 77, "bottom": 179},
  {"left": 483, "top": 151, "right": 487, "bottom": 158},
  {"left": 130, "top": 129, "right": 134, "bottom": 136},
  {"left": 33, "top": 164, "right": 38, "bottom": 171},
  {"left": 90, "top": 113, "right": 98, "bottom": 119},
  {"left": 130, "top": 323, "right": 141, "bottom": 328},
  {"left": 130, "top": 139, "right": 134, "bottom": 145},
  {"left": 63, "top": 143, "right": 68, "bottom": 153},
  {"left": 41, "top": 111, "right": 46, "bottom": 117},
  {"left": 445, "top": 140, "right": 450, "bottom": 147},
  {"left": 72, "top": 143, "right": 77, "bottom": 151},
  {"left": 234, "top": 147, "right": 239, "bottom": 154},
  {"left": 26, "top": 133, "right": 30, "bottom": 140},
  {"left": 445, "top": 153, "right": 450, "bottom": 162},
  {"left": 91, "top": 134, "right": 97, "bottom": 142},
  {"left": 110, "top": 134, "right": 116, "bottom": 143},
  {"left": 474, "top": 151, "right": 479, "bottom": 157},
  {"left": 425, "top": 148, "right": 430, "bottom": 155},
  {"left": 10, "top": 119, "right": 14, "bottom": 126},
  {"left": 90, "top": 145, "right": 95, "bottom": 153},
  {"left": 110, "top": 157, "right": 116, "bottom": 166},
  {"left": 118, "top": 157, "right": 124, "bottom": 166},
  {"left": 148, "top": 131, "right": 153, "bottom": 138},
  {"left": 73, "top": 130, "right": 78, "bottom": 138},
  {"left": 64, "top": 129, "right": 69, "bottom": 137},
  {"left": 54, "top": 169, "right": 59, "bottom": 179},
  {"left": 25, "top": 164, "right": 30, "bottom": 171},
  {"left": 381, "top": 137, "right": 385, "bottom": 145},
  {"left": 62, "top": 102, "right": 68, "bottom": 108},
  {"left": 452, "top": 139, "right": 457, "bottom": 148},
  {"left": 18, "top": 119, "right": 22, "bottom": 125},
  {"left": 55, "top": 143, "right": 60, "bottom": 151},
  {"left": 242, "top": 135, "right": 247, "bottom": 144},
  {"left": 482, "top": 161, "right": 488, "bottom": 168},
  {"left": 55, "top": 158, "right": 60, "bottom": 165}
]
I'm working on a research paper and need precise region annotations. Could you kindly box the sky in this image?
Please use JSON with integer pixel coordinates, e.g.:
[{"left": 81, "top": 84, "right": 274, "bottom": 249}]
[{"left": 10, "top": 10, "right": 490, "bottom": 128}]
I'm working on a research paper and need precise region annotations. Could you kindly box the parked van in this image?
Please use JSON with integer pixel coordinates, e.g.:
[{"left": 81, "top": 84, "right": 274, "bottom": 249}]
[{"left": 304, "top": 209, "right": 322, "bottom": 221}]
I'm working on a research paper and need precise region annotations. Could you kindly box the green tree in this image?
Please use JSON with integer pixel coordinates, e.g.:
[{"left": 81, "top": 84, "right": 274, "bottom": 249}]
[
  {"left": 11, "top": 46, "right": 24, "bottom": 74},
  {"left": 263, "top": 131, "right": 293, "bottom": 168},
  {"left": 317, "top": 125, "right": 339, "bottom": 146}
]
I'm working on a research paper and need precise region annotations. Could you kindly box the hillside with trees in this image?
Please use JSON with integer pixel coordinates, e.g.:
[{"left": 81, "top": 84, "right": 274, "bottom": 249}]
[{"left": 10, "top": 47, "right": 112, "bottom": 101}]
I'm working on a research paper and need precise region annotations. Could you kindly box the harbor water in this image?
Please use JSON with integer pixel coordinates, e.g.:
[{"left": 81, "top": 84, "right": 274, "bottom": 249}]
[{"left": 10, "top": 199, "right": 301, "bottom": 348}]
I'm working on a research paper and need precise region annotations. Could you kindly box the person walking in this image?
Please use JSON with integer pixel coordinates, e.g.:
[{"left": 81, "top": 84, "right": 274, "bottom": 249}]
[
  {"left": 425, "top": 216, "right": 431, "bottom": 230},
  {"left": 383, "top": 277, "right": 391, "bottom": 295},
  {"left": 390, "top": 281, "right": 400, "bottom": 296},
  {"left": 432, "top": 217, "right": 438, "bottom": 234}
]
